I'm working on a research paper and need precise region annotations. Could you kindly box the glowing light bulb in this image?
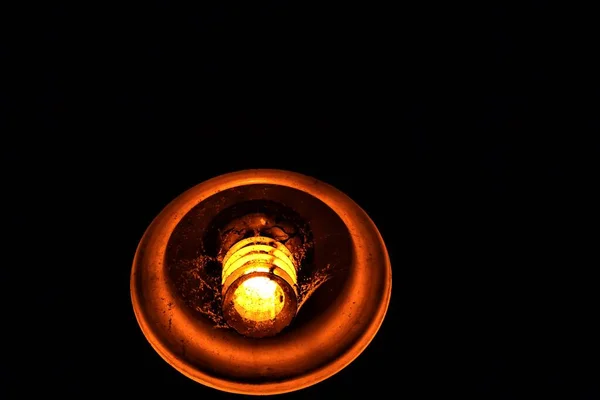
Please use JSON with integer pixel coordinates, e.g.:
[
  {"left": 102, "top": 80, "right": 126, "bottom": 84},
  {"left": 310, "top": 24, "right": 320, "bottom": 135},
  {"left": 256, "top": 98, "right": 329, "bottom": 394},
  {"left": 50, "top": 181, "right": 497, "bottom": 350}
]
[
  {"left": 232, "top": 276, "right": 285, "bottom": 322},
  {"left": 221, "top": 236, "right": 298, "bottom": 338}
]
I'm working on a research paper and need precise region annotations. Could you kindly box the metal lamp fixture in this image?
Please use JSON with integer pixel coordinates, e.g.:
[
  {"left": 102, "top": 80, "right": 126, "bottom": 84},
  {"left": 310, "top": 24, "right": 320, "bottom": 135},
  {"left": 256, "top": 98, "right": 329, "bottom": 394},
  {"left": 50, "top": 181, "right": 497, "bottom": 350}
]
[{"left": 130, "top": 169, "right": 391, "bottom": 394}]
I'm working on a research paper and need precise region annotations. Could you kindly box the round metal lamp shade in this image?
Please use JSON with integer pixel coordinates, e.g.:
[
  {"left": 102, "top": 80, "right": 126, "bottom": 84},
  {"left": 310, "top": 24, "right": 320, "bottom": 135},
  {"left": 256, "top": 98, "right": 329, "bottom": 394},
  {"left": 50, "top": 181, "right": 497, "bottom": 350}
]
[{"left": 130, "top": 169, "right": 391, "bottom": 395}]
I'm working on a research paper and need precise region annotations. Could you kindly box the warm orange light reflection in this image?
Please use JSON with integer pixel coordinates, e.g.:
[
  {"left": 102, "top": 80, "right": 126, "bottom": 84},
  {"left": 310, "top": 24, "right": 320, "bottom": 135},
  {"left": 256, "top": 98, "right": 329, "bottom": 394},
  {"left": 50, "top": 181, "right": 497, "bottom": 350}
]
[
  {"left": 233, "top": 276, "right": 286, "bottom": 322},
  {"left": 222, "top": 236, "right": 297, "bottom": 288},
  {"left": 221, "top": 236, "right": 298, "bottom": 331},
  {"left": 131, "top": 169, "right": 392, "bottom": 394}
]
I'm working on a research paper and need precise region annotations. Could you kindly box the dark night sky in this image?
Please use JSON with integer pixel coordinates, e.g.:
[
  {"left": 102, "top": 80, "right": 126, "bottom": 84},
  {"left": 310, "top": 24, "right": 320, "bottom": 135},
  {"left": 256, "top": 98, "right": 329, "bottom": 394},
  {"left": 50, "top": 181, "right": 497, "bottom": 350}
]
[{"left": 3, "top": 2, "right": 598, "bottom": 398}]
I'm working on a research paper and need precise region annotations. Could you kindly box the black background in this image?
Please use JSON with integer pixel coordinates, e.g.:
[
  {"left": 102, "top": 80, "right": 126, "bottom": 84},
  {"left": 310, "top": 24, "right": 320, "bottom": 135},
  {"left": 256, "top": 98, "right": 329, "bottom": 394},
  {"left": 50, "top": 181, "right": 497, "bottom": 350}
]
[{"left": 4, "top": 2, "right": 598, "bottom": 398}]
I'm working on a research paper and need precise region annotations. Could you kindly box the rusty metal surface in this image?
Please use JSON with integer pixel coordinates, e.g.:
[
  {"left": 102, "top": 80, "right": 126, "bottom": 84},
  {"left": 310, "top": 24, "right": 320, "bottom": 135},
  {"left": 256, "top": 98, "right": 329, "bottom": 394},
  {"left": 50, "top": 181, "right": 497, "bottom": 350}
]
[{"left": 130, "top": 169, "right": 392, "bottom": 395}]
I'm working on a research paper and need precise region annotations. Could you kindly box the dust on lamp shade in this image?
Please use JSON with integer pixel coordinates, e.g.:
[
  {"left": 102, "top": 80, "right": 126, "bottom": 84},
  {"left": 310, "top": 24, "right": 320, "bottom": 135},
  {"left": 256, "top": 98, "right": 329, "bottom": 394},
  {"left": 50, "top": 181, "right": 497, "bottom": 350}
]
[{"left": 130, "top": 169, "right": 391, "bottom": 395}]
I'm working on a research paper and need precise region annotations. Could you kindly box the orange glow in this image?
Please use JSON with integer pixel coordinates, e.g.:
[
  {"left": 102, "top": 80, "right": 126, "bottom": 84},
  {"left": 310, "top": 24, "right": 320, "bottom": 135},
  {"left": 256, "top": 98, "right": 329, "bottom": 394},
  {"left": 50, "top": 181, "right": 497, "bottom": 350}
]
[
  {"left": 222, "top": 236, "right": 297, "bottom": 287},
  {"left": 131, "top": 169, "right": 392, "bottom": 395},
  {"left": 221, "top": 236, "right": 298, "bottom": 333},
  {"left": 232, "top": 276, "right": 285, "bottom": 322}
]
